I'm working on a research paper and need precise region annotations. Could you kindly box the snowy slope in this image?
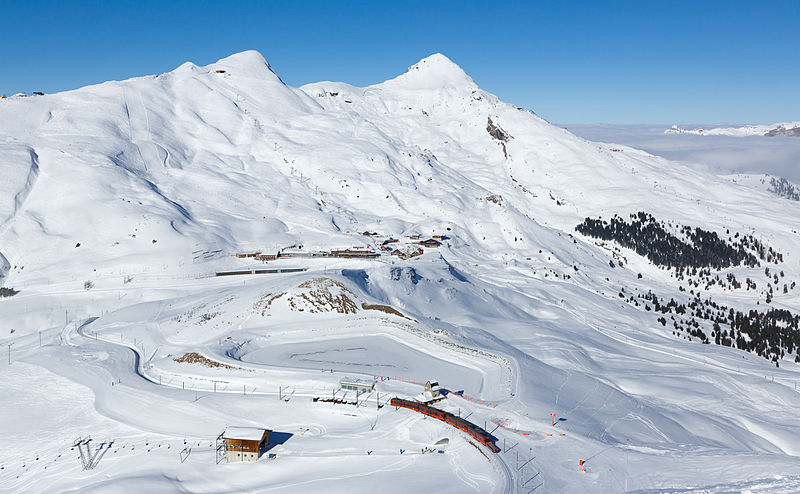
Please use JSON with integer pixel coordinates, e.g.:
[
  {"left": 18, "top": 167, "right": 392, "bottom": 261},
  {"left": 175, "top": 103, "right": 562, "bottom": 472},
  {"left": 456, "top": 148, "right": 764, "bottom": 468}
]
[
  {"left": 723, "top": 174, "right": 800, "bottom": 201},
  {"left": 2, "top": 51, "right": 800, "bottom": 493}
]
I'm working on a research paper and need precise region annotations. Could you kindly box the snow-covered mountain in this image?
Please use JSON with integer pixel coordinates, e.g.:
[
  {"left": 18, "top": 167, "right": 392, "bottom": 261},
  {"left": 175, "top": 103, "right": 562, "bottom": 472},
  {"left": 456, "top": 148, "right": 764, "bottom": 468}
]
[
  {"left": 2, "top": 51, "right": 800, "bottom": 493},
  {"left": 666, "top": 122, "right": 800, "bottom": 136}
]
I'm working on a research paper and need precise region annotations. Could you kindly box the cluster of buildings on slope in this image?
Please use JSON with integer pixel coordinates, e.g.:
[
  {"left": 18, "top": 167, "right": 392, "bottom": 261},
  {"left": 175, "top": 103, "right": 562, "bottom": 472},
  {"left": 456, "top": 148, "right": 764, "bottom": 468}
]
[
  {"left": 233, "top": 233, "right": 448, "bottom": 263},
  {"left": 234, "top": 248, "right": 379, "bottom": 261}
]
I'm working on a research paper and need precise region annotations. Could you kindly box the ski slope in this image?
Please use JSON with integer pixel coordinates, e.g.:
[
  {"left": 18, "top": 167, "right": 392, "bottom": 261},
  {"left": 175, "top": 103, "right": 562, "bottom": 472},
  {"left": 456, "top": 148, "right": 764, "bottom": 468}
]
[{"left": 1, "top": 51, "right": 800, "bottom": 493}]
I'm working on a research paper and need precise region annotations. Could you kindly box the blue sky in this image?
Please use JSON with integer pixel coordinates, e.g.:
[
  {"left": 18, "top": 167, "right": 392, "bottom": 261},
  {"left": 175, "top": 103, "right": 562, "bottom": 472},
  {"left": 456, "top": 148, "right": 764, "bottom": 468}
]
[{"left": 1, "top": 0, "right": 797, "bottom": 124}]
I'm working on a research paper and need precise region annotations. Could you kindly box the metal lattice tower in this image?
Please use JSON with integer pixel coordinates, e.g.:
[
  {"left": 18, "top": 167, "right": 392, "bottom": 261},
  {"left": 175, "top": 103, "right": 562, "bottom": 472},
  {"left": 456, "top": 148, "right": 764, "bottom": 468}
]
[
  {"left": 73, "top": 436, "right": 95, "bottom": 470},
  {"left": 215, "top": 432, "right": 227, "bottom": 464}
]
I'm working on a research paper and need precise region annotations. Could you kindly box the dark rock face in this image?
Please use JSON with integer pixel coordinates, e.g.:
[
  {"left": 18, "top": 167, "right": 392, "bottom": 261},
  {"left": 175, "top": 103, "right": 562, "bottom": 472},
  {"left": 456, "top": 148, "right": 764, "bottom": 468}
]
[
  {"left": 765, "top": 125, "right": 800, "bottom": 137},
  {"left": 486, "top": 117, "right": 511, "bottom": 142}
]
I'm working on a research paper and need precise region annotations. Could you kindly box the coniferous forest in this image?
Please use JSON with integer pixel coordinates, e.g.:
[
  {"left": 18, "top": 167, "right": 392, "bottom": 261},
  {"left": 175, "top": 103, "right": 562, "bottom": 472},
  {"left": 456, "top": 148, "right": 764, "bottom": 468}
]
[
  {"left": 627, "top": 289, "right": 800, "bottom": 367},
  {"left": 577, "top": 212, "right": 797, "bottom": 366},
  {"left": 576, "top": 212, "right": 781, "bottom": 270}
]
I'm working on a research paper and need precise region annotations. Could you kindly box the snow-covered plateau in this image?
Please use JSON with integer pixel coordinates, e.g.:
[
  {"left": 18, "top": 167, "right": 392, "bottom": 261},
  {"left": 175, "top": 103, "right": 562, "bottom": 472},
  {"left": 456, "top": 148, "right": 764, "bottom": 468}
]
[{"left": 2, "top": 51, "right": 800, "bottom": 493}]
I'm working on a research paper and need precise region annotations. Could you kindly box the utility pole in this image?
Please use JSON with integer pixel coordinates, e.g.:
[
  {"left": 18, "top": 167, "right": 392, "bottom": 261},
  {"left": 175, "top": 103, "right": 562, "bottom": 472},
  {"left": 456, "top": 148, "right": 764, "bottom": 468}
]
[
  {"left": 7, "top": 343, "right": 12, "bottom": 365},
  {"left": 39, "top": 331, "right": 42, "bottom": 348}
]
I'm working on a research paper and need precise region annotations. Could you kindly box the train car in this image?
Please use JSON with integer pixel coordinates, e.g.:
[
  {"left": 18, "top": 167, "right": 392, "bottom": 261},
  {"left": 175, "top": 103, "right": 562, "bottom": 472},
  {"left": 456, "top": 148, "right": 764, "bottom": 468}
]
[{"left": 390, "top": 397, "right": 500, "bottom": 453}]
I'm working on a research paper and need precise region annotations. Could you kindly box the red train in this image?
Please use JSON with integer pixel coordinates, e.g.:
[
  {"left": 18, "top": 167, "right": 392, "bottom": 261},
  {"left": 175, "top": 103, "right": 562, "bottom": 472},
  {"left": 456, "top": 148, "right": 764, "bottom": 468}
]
[{"left": 390, "top": 397, "right": 500, "bottom": 453}]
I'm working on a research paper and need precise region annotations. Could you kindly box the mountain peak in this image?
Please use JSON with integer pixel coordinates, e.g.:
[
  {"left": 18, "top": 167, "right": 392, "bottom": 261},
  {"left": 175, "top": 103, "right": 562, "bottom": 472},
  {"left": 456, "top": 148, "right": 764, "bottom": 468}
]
[
  {"left": 216, "top": 50, "right": 269, "bottom": 67},
  {"left": 384, "top": 53, "right": 477, "bottom": 90},
  {"left": 209, "top": 50, "right": 283, "bottom": 82}
]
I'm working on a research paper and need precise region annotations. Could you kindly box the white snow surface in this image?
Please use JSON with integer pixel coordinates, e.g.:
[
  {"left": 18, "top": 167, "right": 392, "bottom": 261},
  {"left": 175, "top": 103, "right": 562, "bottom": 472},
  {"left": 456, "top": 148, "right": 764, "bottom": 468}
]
[{"left": 1, "top": 51, "right": 800, "bottom": 493}]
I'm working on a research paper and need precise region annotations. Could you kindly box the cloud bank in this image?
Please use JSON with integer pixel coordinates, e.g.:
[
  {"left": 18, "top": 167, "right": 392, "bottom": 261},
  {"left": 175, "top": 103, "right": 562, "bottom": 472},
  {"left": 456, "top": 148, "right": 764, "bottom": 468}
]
[{"left": 564, "top": 124, "right": 800, "bottom": 183}]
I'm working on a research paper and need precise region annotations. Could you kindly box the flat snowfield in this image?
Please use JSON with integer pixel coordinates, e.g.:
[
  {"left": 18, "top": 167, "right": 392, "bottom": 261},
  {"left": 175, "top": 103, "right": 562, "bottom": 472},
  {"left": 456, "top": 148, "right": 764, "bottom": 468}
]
[
  {"left": 240, "top": 334, "right": 486, "bottom": 387},
  {"left": 2, "top": 51, "right": 800, "bottom": 493}
]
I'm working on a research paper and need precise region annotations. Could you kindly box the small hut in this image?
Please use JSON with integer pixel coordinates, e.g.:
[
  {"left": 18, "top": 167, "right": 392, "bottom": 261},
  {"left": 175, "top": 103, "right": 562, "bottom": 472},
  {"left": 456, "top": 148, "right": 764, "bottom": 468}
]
[
  {"left": 340, "top": 377, "right": 376, "bottom": 394},
  {"left": 415, "top": 380, "right": 444, "bottom": 404},
  {"left": 222, "top": 427, "right": 270, "bottom": 462}
]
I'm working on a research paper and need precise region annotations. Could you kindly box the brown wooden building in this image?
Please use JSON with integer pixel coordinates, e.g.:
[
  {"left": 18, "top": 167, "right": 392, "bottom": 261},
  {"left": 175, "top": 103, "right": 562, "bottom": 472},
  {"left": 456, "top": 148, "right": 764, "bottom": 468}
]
[
  {"left": 330, "top": 248, "right": 379, "bottom": 258},
  {"left": 223, "top": 427, "right": 270, "bottom": 462},
  {"left": 418, "top": 239, "right": 441, "bottom": 248}
]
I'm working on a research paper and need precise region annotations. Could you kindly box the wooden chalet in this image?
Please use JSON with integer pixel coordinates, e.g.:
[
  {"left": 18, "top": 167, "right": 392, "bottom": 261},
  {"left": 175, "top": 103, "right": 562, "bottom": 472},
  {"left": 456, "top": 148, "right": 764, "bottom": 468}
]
[
  {"left": 391, "top": 248, "right": 423, "bottom": 260},
  {"left": 419, "top": 239, "right": 441, "bottom": 248},
  {"left": 222, "top": 427, "right": 270, "bottom": 462}
]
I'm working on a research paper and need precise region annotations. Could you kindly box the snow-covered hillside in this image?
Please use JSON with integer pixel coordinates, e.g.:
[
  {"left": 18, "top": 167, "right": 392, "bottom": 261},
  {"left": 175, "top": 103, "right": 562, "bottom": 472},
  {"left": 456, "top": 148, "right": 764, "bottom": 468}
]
[
  {"left": 666, "top": 122, "right": 800, "bottom": 136},
  {"left": 2, "top": 51, "right": 800, "bottom": 493},
  {"left": 724, "top": 174, "right": 800, "bottom": 201}
]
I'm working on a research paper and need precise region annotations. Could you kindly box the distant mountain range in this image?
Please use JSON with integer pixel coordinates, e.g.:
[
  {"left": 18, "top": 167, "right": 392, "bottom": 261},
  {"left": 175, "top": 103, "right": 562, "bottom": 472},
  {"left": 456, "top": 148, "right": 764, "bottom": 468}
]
[{"left": 665, "top": 122, "right": 800, "bottom": 136}]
